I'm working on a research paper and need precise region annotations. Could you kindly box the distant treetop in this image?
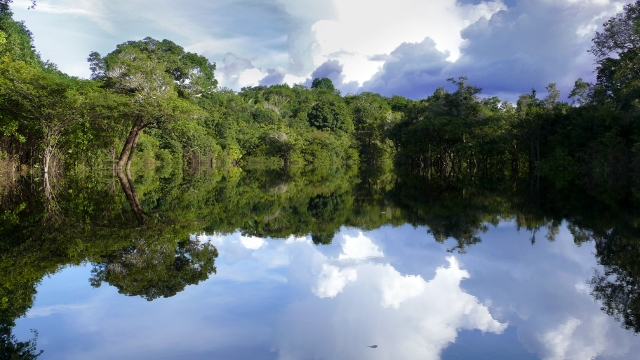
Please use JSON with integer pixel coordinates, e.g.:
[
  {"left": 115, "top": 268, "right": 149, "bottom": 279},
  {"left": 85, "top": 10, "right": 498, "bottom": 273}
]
[{"left": 311, "top": 77, "right": 338, "bottom": 94}]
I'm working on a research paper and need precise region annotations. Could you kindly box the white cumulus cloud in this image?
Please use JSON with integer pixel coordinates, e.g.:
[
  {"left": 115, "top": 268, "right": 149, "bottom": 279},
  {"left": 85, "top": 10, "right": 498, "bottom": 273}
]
[
  {"left": 313, "top": 264, "right": 358, "bottom": 298},
  {"left": 338, "top": 231, "right": 384, "bottom": 260}
]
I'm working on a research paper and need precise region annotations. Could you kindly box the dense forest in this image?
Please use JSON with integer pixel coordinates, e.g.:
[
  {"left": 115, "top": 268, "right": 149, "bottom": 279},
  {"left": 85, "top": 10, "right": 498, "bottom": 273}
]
[
  {"left": 4, "top": 1, "right": 640, "bottom": 357},
  {"left": 3, "top": 2, "right": 640, "bottom": 191}
]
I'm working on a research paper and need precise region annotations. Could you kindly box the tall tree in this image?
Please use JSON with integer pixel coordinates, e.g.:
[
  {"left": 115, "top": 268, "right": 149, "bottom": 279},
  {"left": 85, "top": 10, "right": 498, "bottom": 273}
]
[
  {"left": 568, "top": 78, "right": 591, "bottom": 106},
  {"left": 590, "top": 1, "right": 640, "bottom": 109},
  {"left": 311, "top": 77, "right": 338, "bottom": 94},
  {"left": 590, "top": 1, "right": 640, "bottom": 59},
  {"left": 0, "top": 5, "right": 41, "bottom": 159},
  {"left": 88, "top": 37, "right": 217, "bottom": 170}
]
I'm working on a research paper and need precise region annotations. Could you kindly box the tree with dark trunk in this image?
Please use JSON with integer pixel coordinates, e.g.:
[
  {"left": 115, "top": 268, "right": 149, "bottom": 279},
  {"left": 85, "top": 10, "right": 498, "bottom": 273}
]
[
  {"left": 116, "top": 166, "right": 146, "bottom": 225},
  {"left": 88, "top": 37, "right": 217, "bottom": 170}
]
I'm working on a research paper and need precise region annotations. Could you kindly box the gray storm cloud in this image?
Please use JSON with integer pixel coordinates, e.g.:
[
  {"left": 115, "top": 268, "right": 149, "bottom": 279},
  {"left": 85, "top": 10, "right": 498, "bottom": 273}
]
[
  {"left": 310, "top": 59, "right": 345, "bottom": 83},
  {"left": 361, "top": 38, "right": 451, "bottom": 98},
  {"left": 12, "top": 0, "right": 630, "bottom": 97},
  {"left": 362, "top": 0, "right": 622, "bottom": 100},
  {"left": 304, "top": 59, "right": 360, "bottom": 93},
  {"left": 259, "top": 68, "right": 287, "bottom": 86}
]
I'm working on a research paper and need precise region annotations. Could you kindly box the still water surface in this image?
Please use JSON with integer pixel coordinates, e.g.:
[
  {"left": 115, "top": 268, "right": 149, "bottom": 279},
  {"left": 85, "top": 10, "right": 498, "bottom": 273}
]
[
  {"left": 4, "top": 168, "right": 640, "bottom": 359},
  {"left": 14, "top": 224, "right": 640, "bottom": 359}
]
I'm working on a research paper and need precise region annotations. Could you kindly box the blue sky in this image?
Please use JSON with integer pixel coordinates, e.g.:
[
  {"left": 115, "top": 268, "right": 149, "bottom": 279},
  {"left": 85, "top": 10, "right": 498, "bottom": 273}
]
[{"left": 10, "top": 0, "right": 632, "bottom": 100}]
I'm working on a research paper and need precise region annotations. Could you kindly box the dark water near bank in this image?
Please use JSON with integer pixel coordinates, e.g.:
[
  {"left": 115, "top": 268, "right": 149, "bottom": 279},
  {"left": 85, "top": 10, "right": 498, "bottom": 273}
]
[{"left": 3, "top": 166, "right": 640, "bottom": 359}]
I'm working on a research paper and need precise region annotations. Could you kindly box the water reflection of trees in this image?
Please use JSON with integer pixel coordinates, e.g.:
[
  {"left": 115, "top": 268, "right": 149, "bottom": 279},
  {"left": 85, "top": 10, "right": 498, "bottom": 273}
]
[
  {"left": 388, "top": 172, "right": 640, "bottom": 334},
  {"left": 3, "top": 164, "right": 640, "bottom": 351},
  {"left": 0, "top": 325, "right": 41, "bottom": 359},
  {"left": 90, "top": 238, "right": 218, "bottom": 301},
  {"left": 589, "top": 231, "right": 640, "bottom": 333},
  {"left": 0, "top": 168, "right": 221, "bottom": 356}
]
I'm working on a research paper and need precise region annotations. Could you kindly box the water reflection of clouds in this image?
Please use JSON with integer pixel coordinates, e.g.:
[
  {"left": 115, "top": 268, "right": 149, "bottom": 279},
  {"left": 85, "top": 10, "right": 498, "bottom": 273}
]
[
  {"left": 15, "top": 225, "right": 640, "bottom": 359},
  {"left": 313, "top": 263, "right": 357, "bottom": 298},
  {"left": 279, "top": 258, "right": 506, "bottom": 360},
  {"left": 26, "top": 302, "right": 95, "bottom": 318},
  {"left": 312, "top": 231, "right": 384, "bottom": 298},
  {"left": 208, "top": 229, "right": 507, "bottom": 359},
  {"left": 454, "top": 225, "right": 640, "bottom": 360},
  {"left": 193, "top": 226, "right": 640, "bottom": 359},
  {"left": 338, "top": 232, "right": 384, "bottom": 260}
]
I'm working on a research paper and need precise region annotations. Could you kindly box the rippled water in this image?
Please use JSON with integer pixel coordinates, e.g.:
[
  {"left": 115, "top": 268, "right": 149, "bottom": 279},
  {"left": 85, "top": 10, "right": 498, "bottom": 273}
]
[{"left": 13, "top": 222, "right": 640, "bottom": 359}]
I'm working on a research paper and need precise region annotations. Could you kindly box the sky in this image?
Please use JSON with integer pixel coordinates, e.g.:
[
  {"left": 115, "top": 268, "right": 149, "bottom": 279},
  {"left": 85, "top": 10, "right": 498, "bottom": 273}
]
[
  {"left": 10, "top": 0, "right": 632, "bottom": 100},
  {"left": 14, "top": 224, "right": 640, "bottom": 359}
]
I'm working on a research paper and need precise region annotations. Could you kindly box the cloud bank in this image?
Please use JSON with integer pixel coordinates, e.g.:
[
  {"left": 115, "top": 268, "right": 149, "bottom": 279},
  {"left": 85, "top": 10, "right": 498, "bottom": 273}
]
[{"left": 11, "top": 0, "right": 631, "bottom": 99}]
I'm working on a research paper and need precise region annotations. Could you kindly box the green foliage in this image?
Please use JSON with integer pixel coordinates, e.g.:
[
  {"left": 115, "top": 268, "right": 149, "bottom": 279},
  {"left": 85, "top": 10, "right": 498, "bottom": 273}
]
[
  {"left": 568, "top": 78, "right": 591, "bottom": 106},
  {"left": 0, "top": 56, "right": 91, "bottom": 173},
  {"left": 536, "top": 149, "right": 577, "bottom": 188},
  {"left": 188, "top": 84, "right": 359, "bottom": 170},
  {"left": 0, "top": 7, "right": 39, "bottom": 66},
  {"left": 589, "top": 2, "right": 640, "bottom": 110},
  {"left": 346, "top": 92, "right": 397, "bottom": 167},
  {"left": 311, "top": 77, "right": 337, "bottom": 94},
  {"left": 89, "top": 37, "right": 217, "bottom": 99},
  {"left": 588, "top": 225, "right": 640, "bottom": 333},
  {"left": 85, "top": 37, "right": 220, "bottom": 171},
  {"left": 308, "top": 96, "right": 353, "bottom": 133},
  {"left": 389, "top": 79, "right": 519, "bottom": 178}
]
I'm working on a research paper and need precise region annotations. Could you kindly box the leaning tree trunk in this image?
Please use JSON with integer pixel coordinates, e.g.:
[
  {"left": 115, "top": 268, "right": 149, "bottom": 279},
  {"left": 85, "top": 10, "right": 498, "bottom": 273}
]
[
  {"left": 43, "top": 169, "right": 53, "bottom": 211},
  {"left": 125, "top": 128, "right": 144, "bottom": 172},
  {"left": 117, "top": 118, "right": 145, "bottom": 171},
  {"left": 116, "top": 167, "right": 146, "bottom": 225}
]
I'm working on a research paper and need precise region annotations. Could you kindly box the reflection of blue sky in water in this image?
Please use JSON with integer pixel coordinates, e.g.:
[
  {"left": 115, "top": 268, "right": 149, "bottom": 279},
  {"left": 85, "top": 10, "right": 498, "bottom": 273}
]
[{"left": 13, "top": 224, "right": 640, "bottom": 359}]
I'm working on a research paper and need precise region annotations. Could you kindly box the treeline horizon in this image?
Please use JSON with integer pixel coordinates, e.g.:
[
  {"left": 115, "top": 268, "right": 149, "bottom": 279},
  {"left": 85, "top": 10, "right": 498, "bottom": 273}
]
[{"left": 3, "top": 2, "right": 640, "bottom": 198}]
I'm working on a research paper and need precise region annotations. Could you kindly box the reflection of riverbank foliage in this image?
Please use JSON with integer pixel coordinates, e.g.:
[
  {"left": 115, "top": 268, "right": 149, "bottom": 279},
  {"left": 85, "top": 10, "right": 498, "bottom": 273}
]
[
  {"left": 4, "top": 157, "right": 640, "bottom": 347},
  {"left": 90, "top": 239, "right": 218, "bottom": 301},
  {"left": 0, "top": 170, "right": 221, "bottom": 355},
  {"left": 0, "top": 325, "right": 41, "bottom": 359},
  {"left": 589, "top": 231, "right": 640, "bottom": 333}
]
